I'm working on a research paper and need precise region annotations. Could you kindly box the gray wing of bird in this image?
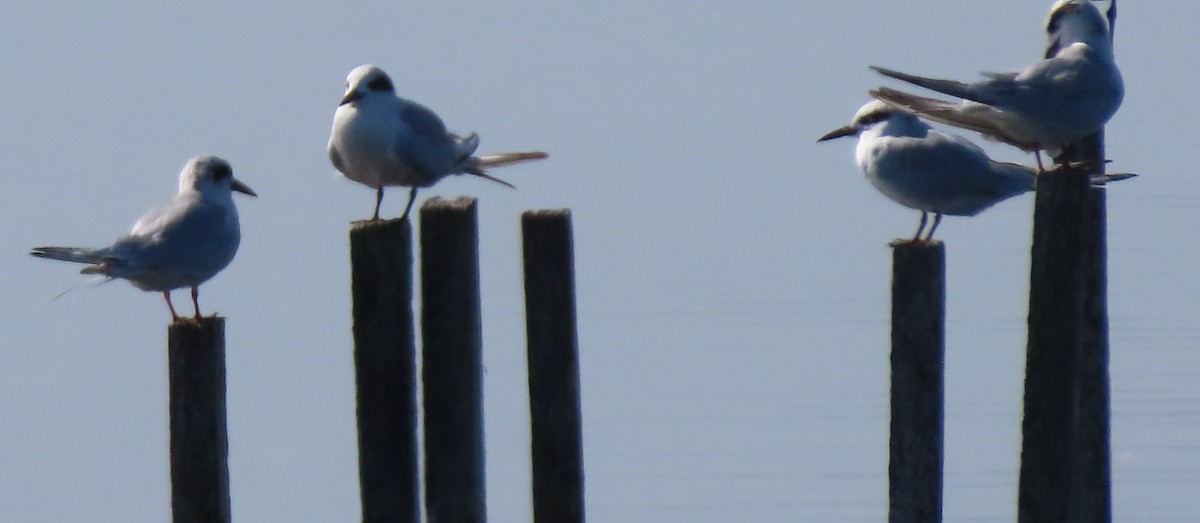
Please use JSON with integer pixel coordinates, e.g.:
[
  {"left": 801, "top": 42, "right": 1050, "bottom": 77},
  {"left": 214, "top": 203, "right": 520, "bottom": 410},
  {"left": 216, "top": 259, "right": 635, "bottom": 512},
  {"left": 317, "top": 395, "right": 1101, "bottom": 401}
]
[
  {"left": 870, "top": 66, "right": 1006, "bottom": 105},
  {"left": 869, "top": 87, "right": 1029, "bottom": 149},
  {"left": 392, "top": 99, "right": 459, "bottom": 177}
]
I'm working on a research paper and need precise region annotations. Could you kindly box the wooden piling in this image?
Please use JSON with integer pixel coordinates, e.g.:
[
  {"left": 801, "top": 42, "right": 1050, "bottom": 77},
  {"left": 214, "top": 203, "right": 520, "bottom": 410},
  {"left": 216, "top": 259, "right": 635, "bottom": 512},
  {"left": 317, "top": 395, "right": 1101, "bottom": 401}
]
[
  {"left": 168, "top": 317, "right": 231, "bottom": 523},
  {"left": 349, "top": 218, "right": 420, "bottom": 523},
  {"left": 420, "top": 197, "right": 486, "bottom": 522},
  {"left": 1076, "top": 172, "right": 1112, "bottom": 522},
  {"left": 1018, "top": 170, "right": 1087, "bottom": 522},
  {"left": 521, "top": 210, "right": 585, "bottom": 523},
  {"left": 888, "top": 240, "right": 945, "bottom": 523},
  {"left": 1019, "top": 134, "right": 1112, "bottom": 522}
]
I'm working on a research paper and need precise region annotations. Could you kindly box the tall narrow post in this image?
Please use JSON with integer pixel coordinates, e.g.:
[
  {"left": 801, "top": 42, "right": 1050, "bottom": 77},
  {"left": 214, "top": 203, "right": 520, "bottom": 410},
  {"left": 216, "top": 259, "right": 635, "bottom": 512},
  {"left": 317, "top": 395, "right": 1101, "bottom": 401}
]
[
  {"left": 522, "top": 210, "right": 585, "bottom": 523},
  {"left": 420, "top": 197, "right": 485, "bottom": 523},
  {"left": 889, "top": 240, "right": 945, "bottom": 523},
  {"left": 1019, "top": 169, "right": 1089, "bottom": 523},
  {"left": 1019, "top": 130, "right": 1113, "bottom": 523},
  {"left": 350, "top": 218, "right": 420, "bottom": 523},
  {"left": 168, "top": 317, "right": 231, "bottom": 523},
  {"left": 1076, "top": 172, "right": 1112, "bottom": 522}
]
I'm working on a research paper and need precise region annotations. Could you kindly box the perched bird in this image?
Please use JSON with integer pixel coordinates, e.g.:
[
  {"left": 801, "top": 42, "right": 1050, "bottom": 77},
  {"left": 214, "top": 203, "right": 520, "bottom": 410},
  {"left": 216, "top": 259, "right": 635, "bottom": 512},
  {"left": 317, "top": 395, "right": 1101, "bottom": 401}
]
[
  {"left": 328, "top": 64, "right": 548, "bottom": 221},
  {"left": 818, "top": 101, "right": 1131, "bottom": 241},
  {"left": 868, "top": 0, "right": 1122, "bottom": 169},
  {"left": 31, "top": 156, "right": 256, "bottom": 323}
]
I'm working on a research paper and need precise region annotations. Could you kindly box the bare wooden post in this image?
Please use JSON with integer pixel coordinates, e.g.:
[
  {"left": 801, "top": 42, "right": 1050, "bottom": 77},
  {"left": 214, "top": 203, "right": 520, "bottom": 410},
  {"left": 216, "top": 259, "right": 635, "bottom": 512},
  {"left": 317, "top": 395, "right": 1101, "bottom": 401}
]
[
  {"left": 168, "top": 317, "right": 231, "bottom": 523},
  {"left": 350, "top": 218, "right": 420, "bottom": 523},
  {"left": 522, "top": 210, "right": 585, "bottom": 523},
  {"left": 1019, "top": 131, "right": 1113, "bottom": 523},
  {"left": 420, "top": 197, "right": 485, "bottom": 522},
  {"left": 889, "top": 240, "right": 945, "bottom": 523},
  {"left": 1077, "top": 165, "right": 1112, "bottom": 522},
  {"left": 1019, "top": 168, "right": 1089, "bottom": 523}
]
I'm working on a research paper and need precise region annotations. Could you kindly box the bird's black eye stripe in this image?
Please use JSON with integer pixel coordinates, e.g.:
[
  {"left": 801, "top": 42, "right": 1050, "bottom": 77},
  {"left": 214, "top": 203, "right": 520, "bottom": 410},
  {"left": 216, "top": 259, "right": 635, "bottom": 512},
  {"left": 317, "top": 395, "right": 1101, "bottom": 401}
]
[
  {"left": 1047, "top": 12, "right": 1062, "bottom": 33},
  {"left": 367, "top": 75, "right": 394, "bottom": 92},
  {"left": 1046, "top": 3, "right": 1081, "bottom": 33},
  {"left": 859, "top": 111, "right": 890, "bottom": 126},
  {"left": 213, "top": 163, "right": 232, "bottom": 181}
]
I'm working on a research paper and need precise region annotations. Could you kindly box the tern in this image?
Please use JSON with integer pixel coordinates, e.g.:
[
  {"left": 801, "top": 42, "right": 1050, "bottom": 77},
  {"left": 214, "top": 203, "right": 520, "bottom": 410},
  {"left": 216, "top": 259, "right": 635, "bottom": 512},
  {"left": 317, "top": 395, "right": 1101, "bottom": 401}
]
[
  {"left": 819, "top": 101, "right": 1132, "bottom": 241},
  {"left": 31, "top": 156, "right": 255, "bottom": 323},
  {"left": 328, "top": 64, "right": 547, "bottom": 221},
  {"left": 869, "top": 0, "right": 1122, "bottom": 169}
]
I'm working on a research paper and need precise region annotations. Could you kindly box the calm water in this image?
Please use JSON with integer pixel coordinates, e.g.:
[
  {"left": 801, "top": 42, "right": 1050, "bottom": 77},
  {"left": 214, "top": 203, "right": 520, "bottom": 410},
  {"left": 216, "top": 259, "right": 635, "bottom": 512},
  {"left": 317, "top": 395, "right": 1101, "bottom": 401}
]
[{"left": 2, "top": 3, "right": 1197, "bottom": 521}]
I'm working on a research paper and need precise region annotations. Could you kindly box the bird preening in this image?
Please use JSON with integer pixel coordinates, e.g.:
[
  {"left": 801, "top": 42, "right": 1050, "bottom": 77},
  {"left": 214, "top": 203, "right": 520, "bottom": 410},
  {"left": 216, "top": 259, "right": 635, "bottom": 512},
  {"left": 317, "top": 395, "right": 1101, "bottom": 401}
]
[
  {"left": 819, "top": 0, "right": 1129, "bottom": 241},
  {"left": 30, "top": 156, "right": 255, "bottom": 324},
  {"left": 328, "top": 64, "right": 548, "bottom": 221},
  {"left": 866, "top": 0, "right": 1122, "bottom": 171}
]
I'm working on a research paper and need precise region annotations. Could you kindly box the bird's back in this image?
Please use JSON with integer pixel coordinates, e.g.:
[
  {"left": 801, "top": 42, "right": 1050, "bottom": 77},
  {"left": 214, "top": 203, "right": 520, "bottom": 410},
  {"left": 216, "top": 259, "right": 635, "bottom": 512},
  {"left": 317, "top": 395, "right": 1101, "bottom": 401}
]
[
  {"left": 858, "top": 124, "right": 1033, "bottom": 216},
  {"left": 107, "top": 193, "right": 241, "bottom": 291}
]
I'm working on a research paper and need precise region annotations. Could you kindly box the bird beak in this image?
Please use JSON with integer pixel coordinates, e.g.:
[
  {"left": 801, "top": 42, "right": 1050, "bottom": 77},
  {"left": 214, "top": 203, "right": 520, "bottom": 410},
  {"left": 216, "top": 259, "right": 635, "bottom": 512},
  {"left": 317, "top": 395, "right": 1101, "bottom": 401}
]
[
  {"left": 817, "top": 126, "right": 857, "bottom": 142},
  {"left": 339, "top": 90, "right": 362, "bottom": 106},
  {"left": 231, "top": 178, "right": 257, "bottom": 197}
]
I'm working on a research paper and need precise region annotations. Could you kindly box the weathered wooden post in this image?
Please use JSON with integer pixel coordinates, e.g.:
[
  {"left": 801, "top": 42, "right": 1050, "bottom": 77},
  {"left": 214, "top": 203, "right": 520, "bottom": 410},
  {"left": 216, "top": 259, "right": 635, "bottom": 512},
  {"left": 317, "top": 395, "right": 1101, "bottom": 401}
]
[
  {"left": 420, "top": 197, "right": 486, "bottom": 522},
  {"left": 1019, "top": 133, "right": 1112, "bottom": 523},
  {"left": 1077, "top": 156, "right": 1112, "bottom": 521},
  {"left": 349, "top": 218, "right": 420, "bottom": 523},
  {"left": 1020, "top": 4, "right": 1117, "bottom": 519},
  {"left": 888, "top": 240, "right": 945, "bottom": 523},
  {"left": 521, "top": 210, "right": 585, "bottom": 523},
  {"left": 168, "top": 317, "right": 231, "bottom": 523},
  {"left": 1018, "top": 168, "right": 1089, "bottom": 523}
]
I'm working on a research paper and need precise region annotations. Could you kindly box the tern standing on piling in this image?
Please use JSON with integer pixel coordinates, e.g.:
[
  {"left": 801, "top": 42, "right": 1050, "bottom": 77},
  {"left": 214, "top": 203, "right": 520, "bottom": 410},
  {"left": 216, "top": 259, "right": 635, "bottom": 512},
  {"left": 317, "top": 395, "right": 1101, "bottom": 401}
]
[
  {"left": 31, "top": 156, "right": 256, "bottom": 323},
  {"left": 328, "top": 64, "right": 547, "bottom": 221},
  {"left": 818, "top": 101, "right": 1132, "bottom": 241}
]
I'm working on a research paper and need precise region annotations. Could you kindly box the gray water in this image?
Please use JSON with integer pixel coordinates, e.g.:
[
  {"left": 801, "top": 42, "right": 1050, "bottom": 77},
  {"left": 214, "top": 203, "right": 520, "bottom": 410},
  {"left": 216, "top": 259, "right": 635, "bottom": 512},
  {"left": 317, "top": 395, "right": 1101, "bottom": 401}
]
[{"left": 1, "top": 2, "right": 1197, "bottom": 521}]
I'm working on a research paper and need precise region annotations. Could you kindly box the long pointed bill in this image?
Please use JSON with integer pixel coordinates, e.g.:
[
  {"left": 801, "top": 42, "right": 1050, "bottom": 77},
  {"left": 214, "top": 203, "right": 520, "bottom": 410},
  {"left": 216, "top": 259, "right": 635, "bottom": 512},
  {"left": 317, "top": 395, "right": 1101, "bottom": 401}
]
[
  {"left": 817, "top": 126, "right": 857, "bottom": 142},
  {"left": 340, "top": 90, "right": 363, "bottom": 106},
  {"left": 469, "top": 171, "right": 517, "bottom": 189},
  {"left": 231, "top": 178, "right": 257, "bottom": 197}
]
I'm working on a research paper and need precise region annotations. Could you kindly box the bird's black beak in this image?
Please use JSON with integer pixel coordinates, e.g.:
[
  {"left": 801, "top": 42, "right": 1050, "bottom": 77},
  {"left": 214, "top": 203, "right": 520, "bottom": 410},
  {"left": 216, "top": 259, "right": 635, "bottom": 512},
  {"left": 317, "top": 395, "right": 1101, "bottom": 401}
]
[
  {"left": 231, "top": 178, "right": 257, "bottom": 197},
  {"left": 339, "top": 90, "right": 362, "bottom": 106},
  {"left": 817, "top": 126, "right": 858, "bottom": 142}
]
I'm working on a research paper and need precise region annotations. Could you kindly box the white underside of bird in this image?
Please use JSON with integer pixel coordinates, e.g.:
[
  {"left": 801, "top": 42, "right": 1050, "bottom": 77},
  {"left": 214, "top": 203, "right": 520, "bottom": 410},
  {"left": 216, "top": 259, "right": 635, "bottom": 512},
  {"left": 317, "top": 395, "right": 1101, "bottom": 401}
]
[
  {"left": 819, "top": 101, "right": 1131, "bottom": 240},
  {"left": 328, "top": 64, "right": 547, "bottom": 220}
]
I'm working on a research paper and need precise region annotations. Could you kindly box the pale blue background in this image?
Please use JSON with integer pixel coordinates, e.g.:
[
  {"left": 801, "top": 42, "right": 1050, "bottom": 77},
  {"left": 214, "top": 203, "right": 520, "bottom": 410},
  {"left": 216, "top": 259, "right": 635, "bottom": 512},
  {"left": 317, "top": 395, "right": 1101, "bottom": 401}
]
[{"left": 1, "top": 2, "right": 1196, "bottom": 521}]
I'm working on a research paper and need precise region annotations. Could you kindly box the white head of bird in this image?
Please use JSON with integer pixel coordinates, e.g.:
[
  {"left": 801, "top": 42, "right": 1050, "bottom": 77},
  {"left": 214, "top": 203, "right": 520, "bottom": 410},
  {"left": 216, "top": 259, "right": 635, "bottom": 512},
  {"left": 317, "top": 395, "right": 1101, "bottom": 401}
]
[{"left": 1044, "top": 0, "right": 1115, "bottom": 58}]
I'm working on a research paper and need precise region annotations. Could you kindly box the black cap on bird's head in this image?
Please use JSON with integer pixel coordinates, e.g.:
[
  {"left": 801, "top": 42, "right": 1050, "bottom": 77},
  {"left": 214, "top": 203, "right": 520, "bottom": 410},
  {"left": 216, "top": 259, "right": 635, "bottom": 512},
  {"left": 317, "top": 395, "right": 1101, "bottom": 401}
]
[
  {"left": 340, "top": 64, "right": 396, "bottom": 106},
  {"left": 182, "top": 156, "right": 257, "bottom": 197},
  {"left": 817, "top": 100, "right": 900, "bottom": 142}
]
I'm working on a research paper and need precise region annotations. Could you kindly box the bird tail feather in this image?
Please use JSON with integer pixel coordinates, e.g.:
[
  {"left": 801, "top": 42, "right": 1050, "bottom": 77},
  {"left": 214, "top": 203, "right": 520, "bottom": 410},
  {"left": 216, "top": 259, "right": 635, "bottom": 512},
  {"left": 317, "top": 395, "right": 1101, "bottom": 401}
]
[
  {"left": 1090, "top": 172, "right": 1137, "bottom": 185},
  {"left": 453, "top": 132, "right": 482, "bottom": 162},
  {"left": 475, "top": 151, "right": 549, "bottom": 168},
  {"left": 459, "top": 151, "right": 548, "bottom": 189},
  {"left": 29, "top": 246, "right": 104, "bottom": 265},
  {"left": 870, "top": 66, "right": 987, "bottom": 104}
]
